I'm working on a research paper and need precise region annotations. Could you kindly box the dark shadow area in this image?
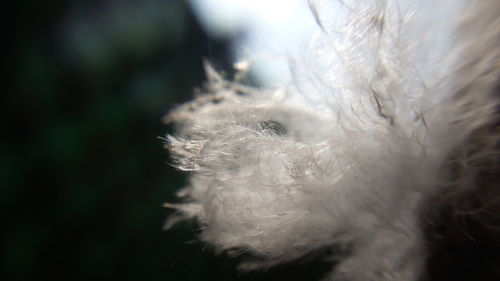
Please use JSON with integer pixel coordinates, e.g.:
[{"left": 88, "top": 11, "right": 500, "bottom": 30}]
[{"left": 3, "top": 1, "right": 244, "bottom": 280}]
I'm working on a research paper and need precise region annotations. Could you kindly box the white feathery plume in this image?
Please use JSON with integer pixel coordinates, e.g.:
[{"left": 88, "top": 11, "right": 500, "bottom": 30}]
[{"left": 164, "top": 0, "right": 500, "bottom": 280}]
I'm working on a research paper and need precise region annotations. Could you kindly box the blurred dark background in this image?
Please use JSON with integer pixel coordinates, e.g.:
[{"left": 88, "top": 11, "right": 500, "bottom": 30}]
[
  {"left": 4, "top": 0, "right": 234, "bottom": 280},
  {"left": 3, "top": 1, "right": 331, "bottom": 280}
]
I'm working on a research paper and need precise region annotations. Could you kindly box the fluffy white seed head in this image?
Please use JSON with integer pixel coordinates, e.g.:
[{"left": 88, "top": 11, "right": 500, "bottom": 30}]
[{"left": 165, "top": 1, "right": 500, "bottom": 280}]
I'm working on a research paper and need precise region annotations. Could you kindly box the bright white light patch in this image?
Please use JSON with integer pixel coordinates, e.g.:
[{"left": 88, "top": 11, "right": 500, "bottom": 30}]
[{"left": 188, "top": 0, "right": 317, "bottom": 85}]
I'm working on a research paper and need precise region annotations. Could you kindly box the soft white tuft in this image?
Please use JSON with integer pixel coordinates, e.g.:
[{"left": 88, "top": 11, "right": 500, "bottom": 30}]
[{"left": 165, "top": 0, "right": 500, "bottom": 280}]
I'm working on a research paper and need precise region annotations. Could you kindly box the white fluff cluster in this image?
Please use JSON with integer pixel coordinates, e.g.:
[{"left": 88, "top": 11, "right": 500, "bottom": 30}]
[{"left": 165, "top": 1, "right": 500, "bottom": 280}]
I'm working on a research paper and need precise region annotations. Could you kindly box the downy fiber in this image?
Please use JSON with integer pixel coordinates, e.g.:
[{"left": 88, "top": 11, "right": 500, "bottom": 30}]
[{"left": 165, "top": 0, "right": 500, "bottom": 280}]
